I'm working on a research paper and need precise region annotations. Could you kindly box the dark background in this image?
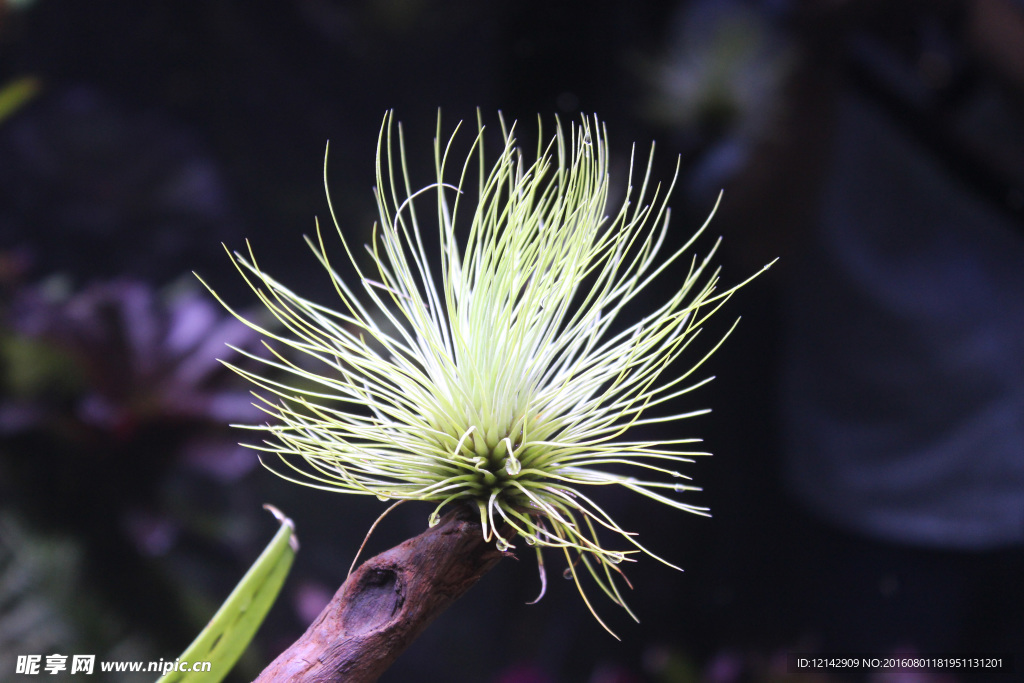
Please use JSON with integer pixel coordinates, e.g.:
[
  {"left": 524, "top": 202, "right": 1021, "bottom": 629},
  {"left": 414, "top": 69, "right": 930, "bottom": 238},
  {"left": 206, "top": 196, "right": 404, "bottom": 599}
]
[{"left": 1, "top": 1, "right": 1021, "bottom": 682}]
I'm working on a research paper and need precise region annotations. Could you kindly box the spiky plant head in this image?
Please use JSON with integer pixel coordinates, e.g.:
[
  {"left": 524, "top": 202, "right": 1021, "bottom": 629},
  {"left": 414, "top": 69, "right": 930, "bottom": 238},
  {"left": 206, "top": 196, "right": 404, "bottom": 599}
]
[{"left": 204, "top": 112, "right": 769, "bottom": 635}]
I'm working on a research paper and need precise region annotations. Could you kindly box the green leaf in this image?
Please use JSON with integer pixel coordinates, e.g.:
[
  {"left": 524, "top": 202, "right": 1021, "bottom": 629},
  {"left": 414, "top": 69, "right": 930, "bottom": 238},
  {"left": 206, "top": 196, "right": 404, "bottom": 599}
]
[
  {"left": 155, "top": 505, "right": 298, "bottom": 683},
  {"left": 0, "top": 76, "right": 41, "bottom": 126}
]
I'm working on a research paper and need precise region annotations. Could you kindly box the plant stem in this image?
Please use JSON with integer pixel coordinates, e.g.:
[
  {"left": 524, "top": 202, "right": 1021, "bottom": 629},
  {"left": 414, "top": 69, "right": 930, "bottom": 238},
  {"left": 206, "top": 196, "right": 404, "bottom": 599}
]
[{"left": 253, "top": 506, "right": 505, "bottom": 683}]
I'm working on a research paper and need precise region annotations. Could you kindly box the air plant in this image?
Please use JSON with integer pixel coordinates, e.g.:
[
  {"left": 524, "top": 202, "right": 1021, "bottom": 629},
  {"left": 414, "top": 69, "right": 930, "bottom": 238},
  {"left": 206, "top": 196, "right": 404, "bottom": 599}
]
[{"left": 205, "top": 112, "right": 769, "bottom": 635}]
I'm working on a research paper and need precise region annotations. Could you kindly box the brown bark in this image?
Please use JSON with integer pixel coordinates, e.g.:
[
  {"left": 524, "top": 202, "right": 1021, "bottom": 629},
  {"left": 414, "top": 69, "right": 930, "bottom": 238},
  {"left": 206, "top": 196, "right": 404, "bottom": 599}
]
[{"left": 253, "top": 506, "right": 505, "bottom": 683}]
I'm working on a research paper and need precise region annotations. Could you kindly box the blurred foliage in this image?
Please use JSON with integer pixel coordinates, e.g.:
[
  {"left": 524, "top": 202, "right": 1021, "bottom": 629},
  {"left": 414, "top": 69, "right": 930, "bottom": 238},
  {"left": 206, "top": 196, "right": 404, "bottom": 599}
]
[
  {"left": 0, "top": 514, "right": 81, "bottom": 661},
  {"left": 0, "top": 514, "right": 164, "bottom": 683},
  {"left": 0, "top": 76, "right": 39, "bottom": 125},
  {"left": 0, "top": 275, "right": 280, "bottom": 681}
]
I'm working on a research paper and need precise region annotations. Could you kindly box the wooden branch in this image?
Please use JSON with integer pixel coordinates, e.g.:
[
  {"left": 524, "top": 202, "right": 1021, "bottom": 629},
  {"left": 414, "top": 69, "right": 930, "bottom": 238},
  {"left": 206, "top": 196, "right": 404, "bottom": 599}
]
[{"left": 253, "top": 506, "right": 505, "bottom": 683}]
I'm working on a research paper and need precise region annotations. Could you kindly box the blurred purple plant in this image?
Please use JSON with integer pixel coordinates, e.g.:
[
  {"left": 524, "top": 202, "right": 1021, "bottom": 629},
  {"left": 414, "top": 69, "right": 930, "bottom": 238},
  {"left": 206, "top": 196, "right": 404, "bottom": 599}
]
[
  {"left": 0, "top": 276, "right": 278, "bottom": 667},
  {"left": 5, "top": 278, "right": 261, "bottom": 446},
  {"left": 0, "top": 276, "right": 273, "bottom": 561}
]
